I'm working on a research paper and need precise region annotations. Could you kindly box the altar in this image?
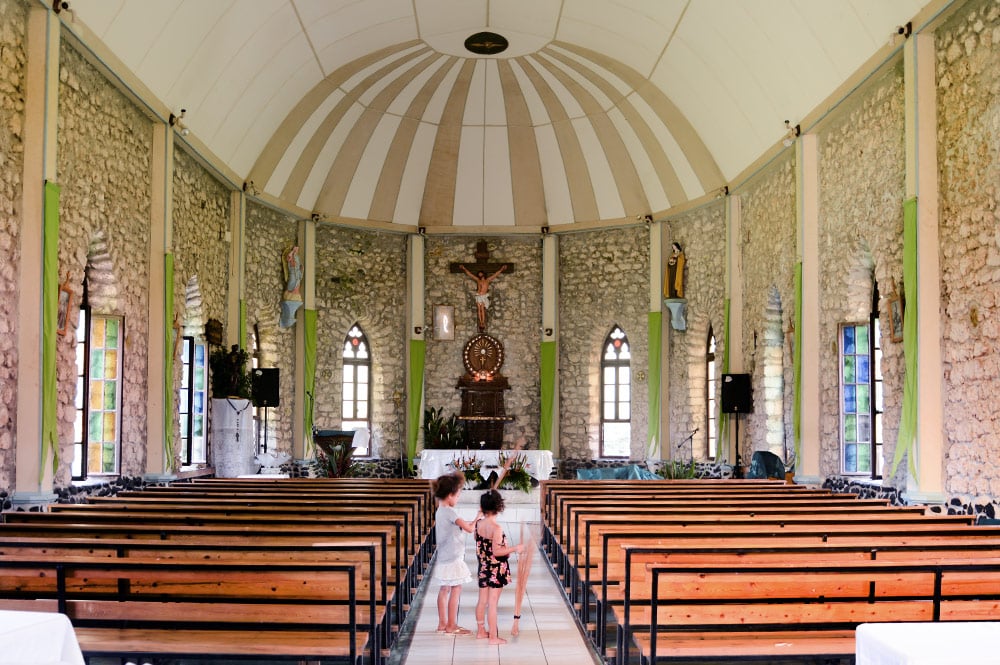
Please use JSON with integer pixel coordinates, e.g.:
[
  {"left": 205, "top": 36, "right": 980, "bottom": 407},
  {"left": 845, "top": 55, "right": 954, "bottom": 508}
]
[{"left": 417, "top": 449, "right": 554, "bottom": 482}]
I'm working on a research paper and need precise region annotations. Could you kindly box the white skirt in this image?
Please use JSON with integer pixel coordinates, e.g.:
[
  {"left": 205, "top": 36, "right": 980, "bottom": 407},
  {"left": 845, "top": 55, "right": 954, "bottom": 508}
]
[{"left": 434, "top": 557, "right": 473, "bottom": 586}]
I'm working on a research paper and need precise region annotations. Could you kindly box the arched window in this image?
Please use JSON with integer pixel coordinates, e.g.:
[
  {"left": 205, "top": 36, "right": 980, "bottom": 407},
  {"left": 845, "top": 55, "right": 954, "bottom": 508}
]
[
  {"left": 600, "top": 325, "right": 631, "bottom": 458},
  {"left": 840, "top": 280, "right": 884, "bottom": 478},
  {"left": 706, "top": 327, "right": 718, "bottom": 460},
  {"left": 342, "top": 323, "right": 371, "bottom": 456}
]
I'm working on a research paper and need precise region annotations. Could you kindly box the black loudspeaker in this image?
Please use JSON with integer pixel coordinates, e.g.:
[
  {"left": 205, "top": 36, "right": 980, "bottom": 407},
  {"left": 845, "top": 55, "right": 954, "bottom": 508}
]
[
  {"left": 721, "top": 373, "right": 753, "bottom": 413},
  {"left": 252, "top": 368, "right": 280, "bottom": 407}
]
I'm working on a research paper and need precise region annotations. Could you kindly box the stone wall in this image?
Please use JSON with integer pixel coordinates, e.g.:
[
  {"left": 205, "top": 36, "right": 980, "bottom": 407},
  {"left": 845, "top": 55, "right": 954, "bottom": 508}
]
[
  {"left": 937, "top": 0, "right": 1000, "bottom": 499},
  {"left": 817, "top": 66, "right": 906, "bottom": 482},
  {"left": 736, "top": 155, "right": 797, "bottom": 466},
  {"left": 170, "top": 147, "right": 232, "bottom": 467},
  {"left": 243, "top": 203, "right": 298, "bottom": 457},
  {"left": 56, "top": 41, "right": 152, "bottom": 482},
  {"left": 314, "top": 225, "right": 408, "bottom": 458},
  {"left": 559, "top": 226, "right": 649, "bottom": 460},
  {"left": 665, "top": 203, "right": 727, "bottom": 460},
  {"left": 0, "top": 0, "right": 26, "bottom": 491},
  {"left": 423, "top": 236, "right": 542, "bottom": 450}
]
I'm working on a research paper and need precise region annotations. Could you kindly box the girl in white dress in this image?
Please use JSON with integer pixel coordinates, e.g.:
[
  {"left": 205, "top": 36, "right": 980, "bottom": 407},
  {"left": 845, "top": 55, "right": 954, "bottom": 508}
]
[{"left": 432, "top": 472, "right": 479, "bottom": 634}]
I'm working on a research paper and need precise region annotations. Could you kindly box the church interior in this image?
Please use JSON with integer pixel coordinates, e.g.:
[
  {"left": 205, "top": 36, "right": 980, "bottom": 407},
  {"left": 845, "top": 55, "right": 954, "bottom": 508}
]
[{"left": 3, "top": 0, "right": 1000, "bottom": 661}]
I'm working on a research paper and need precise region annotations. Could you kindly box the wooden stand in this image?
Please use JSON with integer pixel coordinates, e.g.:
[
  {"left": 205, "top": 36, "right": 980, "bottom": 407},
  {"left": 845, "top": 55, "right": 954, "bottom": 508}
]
[{"left": 457, "top": 375, "right": 513, "bottom": 449}]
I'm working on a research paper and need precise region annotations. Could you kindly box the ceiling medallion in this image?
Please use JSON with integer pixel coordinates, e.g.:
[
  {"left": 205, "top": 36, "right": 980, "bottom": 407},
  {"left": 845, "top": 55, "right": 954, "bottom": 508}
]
[{"left": 464, "top": 32, "right": 509, "bottom": 56}]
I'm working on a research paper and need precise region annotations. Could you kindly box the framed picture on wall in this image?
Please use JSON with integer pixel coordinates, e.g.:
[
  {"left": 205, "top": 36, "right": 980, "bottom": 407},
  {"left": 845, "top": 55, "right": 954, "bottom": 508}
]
[
  {"left": 888, "top": 294, "right": 904, "bottom": 343},
  {"left": 57, "top": 283, "right": 74, "bottom": 336},
  {"left": 433, "top": 305, "right": 454, "bottom": 340}
]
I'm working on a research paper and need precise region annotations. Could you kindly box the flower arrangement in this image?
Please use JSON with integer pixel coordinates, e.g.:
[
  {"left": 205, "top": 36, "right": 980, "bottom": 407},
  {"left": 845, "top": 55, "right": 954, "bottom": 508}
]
[
  {"left": 497, "top": 451, "right": 533, "bottom": 493},
  {"left": 450, "top": 452, "right": 485, "bottom": 488}
]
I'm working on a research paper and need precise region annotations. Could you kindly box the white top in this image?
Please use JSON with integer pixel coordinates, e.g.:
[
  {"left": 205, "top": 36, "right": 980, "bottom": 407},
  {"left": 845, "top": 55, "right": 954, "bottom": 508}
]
[
  {"left": 434, "top": 504, "right": 465, "bottom": 564},
  {"left": 856, "top": 622, "right": 1000, "bottom": 665},
  {"left": 0, "top": 610, "right": 85, "bottom": 665}
]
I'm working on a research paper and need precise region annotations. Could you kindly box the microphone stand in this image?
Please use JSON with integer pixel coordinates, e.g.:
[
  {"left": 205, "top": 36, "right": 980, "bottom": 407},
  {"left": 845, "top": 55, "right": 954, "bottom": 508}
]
[{"left": 675, "top": 428, "right": 699, "bottom": 461}]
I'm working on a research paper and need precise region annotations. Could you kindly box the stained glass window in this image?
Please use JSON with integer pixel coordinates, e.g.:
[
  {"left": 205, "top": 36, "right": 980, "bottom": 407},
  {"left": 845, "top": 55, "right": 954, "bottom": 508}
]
[{"left": 600, "top": 325, "right": 631, "bottom": 458}]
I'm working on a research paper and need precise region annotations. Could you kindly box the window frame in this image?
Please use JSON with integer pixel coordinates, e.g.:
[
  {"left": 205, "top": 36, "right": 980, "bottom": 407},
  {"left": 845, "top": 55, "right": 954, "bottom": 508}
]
[
  {"left": 838, "top": 309, "right": 883, "bottom": 479},
  {"left": 179, "top": 335, "right": 208, "bottom": 467},
  {"left": 705, "top": 327, "right": 718, "bottom": 461},
  {"left": 341, "top": 323, "right": 372, "bottom": 456},
  {"left": 74, "top": 310, "right": 124, "bottom": 480},
  {"left": 599, "top": 324, "right": 631, "bottom": 458}
]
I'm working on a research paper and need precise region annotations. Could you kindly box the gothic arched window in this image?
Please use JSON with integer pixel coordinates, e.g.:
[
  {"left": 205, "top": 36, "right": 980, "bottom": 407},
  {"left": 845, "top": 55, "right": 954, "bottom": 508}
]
[
  {"left": 600, "top": 325, "right": 631, "bottom": 458},
  {"left": 342, "top": 323, "right": 371, "bottom": 455}
]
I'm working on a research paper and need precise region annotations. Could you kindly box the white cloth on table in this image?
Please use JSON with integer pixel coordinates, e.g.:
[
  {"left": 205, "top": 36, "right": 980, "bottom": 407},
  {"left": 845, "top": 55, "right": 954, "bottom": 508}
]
[
  {"left": 418, "top": 449, "right": 554, "bottom": 481},
  {"left": 0, "top": 610, "right": 85, "bottom": 665},
  {"left": 856, "top": 622, "right": 1000, "bottom": 665}
]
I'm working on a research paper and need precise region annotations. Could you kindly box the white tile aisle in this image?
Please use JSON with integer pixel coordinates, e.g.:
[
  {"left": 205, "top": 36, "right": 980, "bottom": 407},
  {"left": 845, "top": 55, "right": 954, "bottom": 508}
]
[{"left": 389, "top": 518, "right": 603, "bottom": 665}]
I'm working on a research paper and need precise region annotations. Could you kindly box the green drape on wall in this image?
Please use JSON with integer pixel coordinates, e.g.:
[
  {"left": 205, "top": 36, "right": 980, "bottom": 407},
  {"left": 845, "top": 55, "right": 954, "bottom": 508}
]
[
  {"left": 792, "top": 262, "right": 803, "bottom": 463},
  {"left": 239, "top": 300, "right": 247, "bottom": 350},
  {"left": 717, "top": 298, "right": 731, "bottom": 461},
  {"left": 303, "top": 308, "right": 317, "bottom": 457},
  {"left": 406, "top": 339, "right": 426, "bottom": 473},
  {"left": 892, "top": 197, "right": 919, "bottom": 478},
  {"left": 539, "top": 340, "right": 557, "bottom": 451},
  {"left": 647, "top": 312, "right": 662, "bottom": 458},
  {"left": 41, "top": 181, "right": 61, "bottom": 481},
  {"left": 163, "top": 253, "right": 175, "bottom": 469}
]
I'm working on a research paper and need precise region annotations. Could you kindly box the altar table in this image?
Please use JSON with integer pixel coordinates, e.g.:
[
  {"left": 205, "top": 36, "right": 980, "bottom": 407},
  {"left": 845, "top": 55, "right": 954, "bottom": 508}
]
[
  {"left": 418, "top": 449, "right": 554, "bottom": 482},
  {"left": 0, "top": 610, "right": 85, "bottom": 665},
  {"left": 856, "top": 622, "right": 1000, "bottom": 664}
]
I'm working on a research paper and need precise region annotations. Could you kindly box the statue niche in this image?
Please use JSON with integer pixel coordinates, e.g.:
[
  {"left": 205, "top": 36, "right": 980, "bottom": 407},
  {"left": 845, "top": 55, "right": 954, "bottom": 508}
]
[{"left": 457, "top": 333, "right": 513, "bottom": 449}]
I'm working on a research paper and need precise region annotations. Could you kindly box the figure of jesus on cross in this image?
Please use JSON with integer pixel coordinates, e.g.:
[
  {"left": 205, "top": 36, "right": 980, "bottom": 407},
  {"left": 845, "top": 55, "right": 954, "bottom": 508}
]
[{"left": 460, "top": 263, "right": 506, "bottom": 332}]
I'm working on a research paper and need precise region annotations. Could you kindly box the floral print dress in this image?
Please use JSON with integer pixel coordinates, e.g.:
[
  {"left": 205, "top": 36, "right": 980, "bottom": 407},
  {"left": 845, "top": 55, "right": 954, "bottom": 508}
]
[{"left": 475, "top": 520, "right": 511, "bottom": 588}]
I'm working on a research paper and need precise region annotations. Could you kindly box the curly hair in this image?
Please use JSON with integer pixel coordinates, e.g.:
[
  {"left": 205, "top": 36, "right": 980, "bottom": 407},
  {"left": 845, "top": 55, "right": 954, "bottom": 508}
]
[
  {"left": 480, "top": 488, "right": 505, "bottom": 514},
  {"left": 432, "top": 471, "right": 466, "bottom": 500}
]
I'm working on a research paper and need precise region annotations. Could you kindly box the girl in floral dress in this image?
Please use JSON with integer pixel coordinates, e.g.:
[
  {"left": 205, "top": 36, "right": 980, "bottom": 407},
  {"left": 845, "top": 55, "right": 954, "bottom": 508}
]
[{"left": 474, "top": 489, "right": 524, "bottom": 644}]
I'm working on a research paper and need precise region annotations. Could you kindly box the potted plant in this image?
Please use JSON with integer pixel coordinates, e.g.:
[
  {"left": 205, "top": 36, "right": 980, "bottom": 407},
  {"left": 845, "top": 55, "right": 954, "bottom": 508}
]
[
  {"left": 496, "top": 451, "right": 533, "bottom": 493},
  {"left": 209, "top": 345, "right": 252, "bottom": 399},
  {"left": 423, "top": 406, "right": 465, "bottom": 449}
]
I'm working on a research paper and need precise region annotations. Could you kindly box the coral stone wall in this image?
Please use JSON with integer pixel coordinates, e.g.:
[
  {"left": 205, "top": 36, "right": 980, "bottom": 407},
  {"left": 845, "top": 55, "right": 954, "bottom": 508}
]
[
  {"left": 736, "top": 156, "right": 797, "bottom": 465},
  {"left": 244, "top": 203, "right": 298, "bottom": 457},
  {"left": 665, "top": 204, "right": 727, "bottom": 460},
  {"left": 0, "top": 0, "right": 26, "bottom": 491},
  {"left": 937, "top": 0, "right": 1000, "bottom": 498},
  {"left": 57, "top": 42, "right": 152, "bottom": 482},
  {"left": 170, "top": 147, "right": 232, "bottom": 467},
  {"left": 817, "top": 67, "right": 906, "bottom": 482},
  {"left": 314, "top": 226, "right": 407, "bottom": 458},
  {"left": 423, "top": 236, "right": 543, "bottom": 450},
  {"left": 559, "top": 226, "right": 649, "bottom": 460}
]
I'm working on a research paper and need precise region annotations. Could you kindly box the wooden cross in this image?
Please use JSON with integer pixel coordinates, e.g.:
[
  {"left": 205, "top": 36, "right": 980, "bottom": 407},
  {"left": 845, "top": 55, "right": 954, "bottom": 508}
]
[
  {"left": 450, "top": 240, "right": 514, "bottom": 332},
  {"left": 449, "top": 240, "right": 515, "bottom": 277}
]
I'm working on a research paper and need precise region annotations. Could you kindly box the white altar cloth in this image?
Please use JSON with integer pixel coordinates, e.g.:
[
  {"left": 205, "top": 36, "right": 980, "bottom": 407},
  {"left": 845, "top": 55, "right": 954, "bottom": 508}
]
[
  {"left": 0, "top": 610, "right": 85, "bottom": 665},
  {"left": 856, "top": 622, "right": 1000, "bottom": 665},
  {"left": 418, "top": 449, "right": 554, "bottom": 481}
]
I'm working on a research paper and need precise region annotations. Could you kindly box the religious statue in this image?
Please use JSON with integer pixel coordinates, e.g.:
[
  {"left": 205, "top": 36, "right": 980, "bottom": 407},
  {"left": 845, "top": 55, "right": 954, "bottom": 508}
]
[
  {"left": 460, "top": 263, "right": 507, "bottom": 332},
  {"left": 664, "top": 242, "right": 686, "bottom": 299},
  {"left": 279, "top": 245, "right": 303, "bottom": 329}
]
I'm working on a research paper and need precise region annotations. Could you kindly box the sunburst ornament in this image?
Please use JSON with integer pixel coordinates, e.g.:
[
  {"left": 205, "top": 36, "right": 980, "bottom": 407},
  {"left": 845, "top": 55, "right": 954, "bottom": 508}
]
[{"left": 463, "top": 333, "right": 504, "bottom": 378}]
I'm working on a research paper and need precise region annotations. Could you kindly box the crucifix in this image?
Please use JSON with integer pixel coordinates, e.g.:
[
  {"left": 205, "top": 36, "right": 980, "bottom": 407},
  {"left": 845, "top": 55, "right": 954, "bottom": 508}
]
[{"left": 450, "top": 240, "right": 515, "bottom": 332}]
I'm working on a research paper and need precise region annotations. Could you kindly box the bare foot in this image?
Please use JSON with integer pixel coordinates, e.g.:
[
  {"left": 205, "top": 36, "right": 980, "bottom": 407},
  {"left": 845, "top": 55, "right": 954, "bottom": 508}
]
[
  {"left": 476, "top": 624, "right": 488, "bottom": 639},
  {"left": 488, "top": 637, "right": 507, "bottom": 645},
  {"left": 511, "top": 619, "right": 520, "bottom": 637}
]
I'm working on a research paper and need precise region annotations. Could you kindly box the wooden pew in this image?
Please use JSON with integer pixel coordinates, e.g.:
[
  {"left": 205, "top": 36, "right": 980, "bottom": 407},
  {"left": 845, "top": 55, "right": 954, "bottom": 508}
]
[
  {"left": 0, "top": 556, "right": 372, "bottom": 664},
  {"left": 620, "top": 559, "right": 1000, "bottom": 664}
]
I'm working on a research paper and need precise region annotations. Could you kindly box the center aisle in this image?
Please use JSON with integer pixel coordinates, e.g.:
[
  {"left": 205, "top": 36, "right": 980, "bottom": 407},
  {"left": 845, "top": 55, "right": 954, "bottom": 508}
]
[{"left": 390, "top": 517, "right": 603, "bottom": 665}]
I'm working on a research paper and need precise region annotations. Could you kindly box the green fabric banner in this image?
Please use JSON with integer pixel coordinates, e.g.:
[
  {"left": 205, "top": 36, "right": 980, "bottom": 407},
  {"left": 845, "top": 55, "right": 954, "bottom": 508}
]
[
  {"left": 792, "top": 262, "right": 803, "bottom": 464},
  {"left": 303, "top": 308, "right": 318, "bottom": 457},
  {"left": 41, "top": 181, "right": 61, "bottom": 481},
  {"left": 647, "top": 312, "right": 662, "bottom": 458},
  {"left": 892, "top": 197, "right": 919, "bottom": 478},
  {"left": 539, "top": 340, "right": 557, "bottom": 451},
  {"left": 406, "top": 339, "right": 426, "bottom": 473},
  {"left": 163, "top": 253, "right": 175, "bottom": 470},
  {"left": 718, "top": 299, "right": 731, "bottom": 461}
]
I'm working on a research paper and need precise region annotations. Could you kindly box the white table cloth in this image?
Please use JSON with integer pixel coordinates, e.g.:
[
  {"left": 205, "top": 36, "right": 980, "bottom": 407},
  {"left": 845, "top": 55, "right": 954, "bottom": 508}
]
[
  {"left": 856, "top": 622, "right": 1000, "bottom": 665},
  {"left": 0, "top": 610, "right": 85, "bottom": 665},
  {"left": 418, "top": 449, "right": 554, "bottom": 481}
]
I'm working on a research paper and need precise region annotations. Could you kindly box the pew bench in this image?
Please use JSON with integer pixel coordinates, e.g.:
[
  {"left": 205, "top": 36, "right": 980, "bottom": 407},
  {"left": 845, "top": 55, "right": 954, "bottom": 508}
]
[
  {"left": 0, "top": 556, "right": 374, "bottom": 664},
  {"left": 617, "top": 560, "right": 1000, "bottom": 664}
]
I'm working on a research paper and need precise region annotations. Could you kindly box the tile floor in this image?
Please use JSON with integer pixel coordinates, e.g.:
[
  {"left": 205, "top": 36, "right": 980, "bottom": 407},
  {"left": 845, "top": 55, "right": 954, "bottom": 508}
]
[{"left": 389, "top": 516, "right": 603, "bottom": 665}]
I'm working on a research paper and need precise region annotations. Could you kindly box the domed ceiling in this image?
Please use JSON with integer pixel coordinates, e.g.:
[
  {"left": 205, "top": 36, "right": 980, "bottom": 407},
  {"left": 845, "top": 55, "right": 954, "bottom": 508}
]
[{"left": 67, "top": 0, "right": 932, "bottom": 230}]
